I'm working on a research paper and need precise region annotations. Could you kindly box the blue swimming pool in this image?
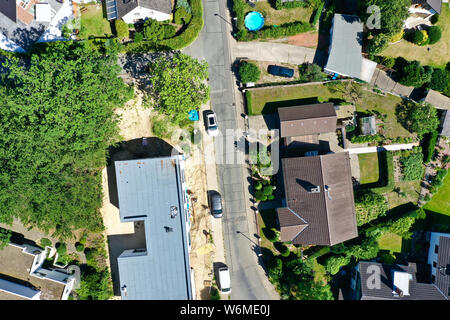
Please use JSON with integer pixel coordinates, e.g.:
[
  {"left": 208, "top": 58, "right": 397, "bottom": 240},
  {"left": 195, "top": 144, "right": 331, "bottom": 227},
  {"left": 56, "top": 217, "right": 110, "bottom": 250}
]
[{"left": 244, "top": 12, "right": 264, "bottom": 31}]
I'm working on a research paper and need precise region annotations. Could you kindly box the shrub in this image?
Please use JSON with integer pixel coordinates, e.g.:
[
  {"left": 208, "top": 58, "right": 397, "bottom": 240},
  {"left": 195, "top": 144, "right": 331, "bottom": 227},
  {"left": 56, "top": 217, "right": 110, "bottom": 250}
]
[
  {"left": 427, "top": 26, "right": 442, "bottom": 45},
  {"left": 390, "top": 30, "right": 404, "bottom": 42},
  {"left": 400, "top": 153, "right": 425, "bottom": 181},
  {"left": 366, "top": 34, "right": 389, "bottom": 55},
  {"left": 79, "top": 234, "right": 88, "bottom": 245},
  {"left": 174, "top": 7, "right": 192, "bottom": 25},
  {"left": 264, "top": 228, "right": 280, "bottom": 242},
  {"left": 267, "top": 256, "right": 283, "bottom": 280},
  {"left": 263, "top": 185, "right": 274, "bottom": 196},
  {"left": 84, "top": 248, "right": 99, "bottom": 267},
  {"left": 40, "top": 238, "right": 52, "bottom": 248},
  {"left": 299, "top": 63, "right": 325, "bottom": 82},
  {"left": 210, "top": 286, "right": 221, "bottom": 300},
  {"left": 134, "top": 32, "right": 143, "bottom": 43},
  {"left": 254, "top": 180, "right": 263, "bottom": 190},
  {"left": 161, "top": 24, "right": 177, "bottom": 39},
  {"left": 246, "top": 91, "right": 253, "bottom": 115},
  {"left": 239, "top": 61, "right": 261, "bottom": 83},
  {"left": 56, "top": 243, "right": 67, "bottom": 256},
  {"left": 355, "top": 191, "right": 388, "bottom": 226},
  {"left": 423, "top": 131, "right": 438, "bottom": 163},
  {"left": 151, "top": 117, "right": 170, "bottom": 138},
  {"left": 325, "top": 255, "right": 350, "bottom": 275},
  {"left": 351, "top": 134, "right": 383, "bottom": 144},
  {"left": 255, "top": 190, "right": 267, "bottom": 201},
  {"left": 389, "top": 216, "right": 416, "bottom": 239},
  {"left": 411, "top": 30, "right": 429, "bottom": 46},
  {"left": 75, "top": 242, "right": 85, "bottom": 252},
  {"left": 115, "top": 19, "right": 129, "bottom": 40},
  {"left": 397, "top": 60, "right": 432, "bottom": 87},
  {"left": 0, "top": 228, "right": 12, "bottom": 250},
  {"left": 312, "top": 1, "right": 325, "bottom": 27},
  {"left": 429, "top": 68, "right": 449, "bottom": 92},
  {"left": 430, "top": 14, "right": 439, "bottom": 24}
]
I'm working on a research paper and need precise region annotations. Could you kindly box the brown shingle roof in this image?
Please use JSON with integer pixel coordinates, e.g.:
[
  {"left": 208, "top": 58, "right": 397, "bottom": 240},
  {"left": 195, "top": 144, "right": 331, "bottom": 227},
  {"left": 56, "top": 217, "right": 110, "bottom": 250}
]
[
  {"left": 278, "top": 103, "right": 337, "bottom": 137},
  {"left": 277, "top": 152, "right": 358, "bottom": 246}
]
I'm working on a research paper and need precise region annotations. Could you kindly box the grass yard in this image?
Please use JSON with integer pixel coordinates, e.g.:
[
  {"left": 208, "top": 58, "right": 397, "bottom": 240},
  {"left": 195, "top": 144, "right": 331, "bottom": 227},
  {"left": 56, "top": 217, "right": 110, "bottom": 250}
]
[
  {"left": 248, "top": 82, "right": 413, "bottom": 139},
  {"left": 244, "top": 1, "right": 315, "bottom": 26},
  {"left": 79, "top": 5, "right": 113, "bottom": 39},
  {"left": 424, "top": 172, "right": 450, "bottom": 216},
  {"left": 358, "top": 153, "right": 379, "bottom": 185},
  {"left": 381, "top": 5, "right": 450, "bottom": 68},
  {"left": 385, "top": 180, "right": 422, "bottom": 210},
  {"left": 378, "top": 232, "right": 402, "bottom": 253}
]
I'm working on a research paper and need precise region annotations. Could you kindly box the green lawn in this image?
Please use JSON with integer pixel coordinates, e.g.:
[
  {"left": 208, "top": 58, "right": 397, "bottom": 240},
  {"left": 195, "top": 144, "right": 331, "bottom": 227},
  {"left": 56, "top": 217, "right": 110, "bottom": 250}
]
[
  {"left": 258, "top": 209, "right": 278, "bottom": 252},
  {"left": 424, "top": 172, "right": 450, "bottom": 216},
  {"left": 385, "top": 180, "right": 422, "bottom": 209},
  {"left": 244, "top": 1, "right": 315, "bottom": 26},
  {"left": 381, "top": 5, "right": 450, "bottom": 68},
  {"left": 378, "top": 232, "right": 402, "bottom": 253},
  {"left": 79, "top": 5, "right": 113, "bottom": 39},
  {"left": 358, "top": 153, "right": 379, "bottom": 184},
  {"left": 248, "top": 82, "right": 413, "bottom": 139}
]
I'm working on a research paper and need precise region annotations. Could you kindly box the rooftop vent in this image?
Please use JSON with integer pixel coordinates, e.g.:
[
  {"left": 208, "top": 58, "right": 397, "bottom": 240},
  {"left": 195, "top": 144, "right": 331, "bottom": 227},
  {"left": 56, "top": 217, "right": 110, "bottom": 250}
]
[
  {"left": 308, "top": 186, "right": 321, "bottom": 193},
  {"left": 170, "top": 206, "right": 178, "bottom": 219},
  {"left": 325, "top": 185, "right": 332, "bottom": 200},
  {"left": 121, "top": 285, "right": 127, "bottom": 297},
  {"left": 164, "top": 226, "right": 173, "bottom": 233}
]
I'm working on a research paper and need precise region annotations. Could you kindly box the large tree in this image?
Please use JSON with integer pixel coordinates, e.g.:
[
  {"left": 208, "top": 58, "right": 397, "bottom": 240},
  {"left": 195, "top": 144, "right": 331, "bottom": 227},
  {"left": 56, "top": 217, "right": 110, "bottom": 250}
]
[
  {"left": 148, "top": 53, "right": 209, "bottom": 124},
  {"left": 362, "top": 0, "right": 411, "bottom": 36},
  {"left": 0, "top": 42, "right": 133, "bottom": 238},
  {"left": 396, "top": 100, "right": 440, "bottom": 137}
]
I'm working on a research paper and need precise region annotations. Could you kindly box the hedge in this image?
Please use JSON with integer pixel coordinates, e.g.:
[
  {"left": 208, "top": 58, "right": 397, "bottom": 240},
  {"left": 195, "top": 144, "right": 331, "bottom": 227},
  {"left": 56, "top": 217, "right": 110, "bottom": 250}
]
[
  {"left": 351, "top": 134, "right": 383, "bottom": 143},
  {"left": 275, "top": 0, "right": 308, "bottom": 10},
  {"left": 125, "top": 0, "right": 203, "bottom": 52},
  {"left": 238, "top": 21, "right": 313, "bottom": 41},
  {"left": 307, "top": 246, "right": 331, "bottom": 259},
  {"left": 422, "top": 131, "right": 438, "bottom": 163},
  {"left": 312, "top": 1, "right": 325, "bottom": 27},
  {"left": 233, "top": 0, "right": 246, "bottom": 30},
  {"left": 245, "top": 90, "right": 253, "bottom": 115},
  {"left": 427, "top": 26, "right": 442, "bottom": 45}
]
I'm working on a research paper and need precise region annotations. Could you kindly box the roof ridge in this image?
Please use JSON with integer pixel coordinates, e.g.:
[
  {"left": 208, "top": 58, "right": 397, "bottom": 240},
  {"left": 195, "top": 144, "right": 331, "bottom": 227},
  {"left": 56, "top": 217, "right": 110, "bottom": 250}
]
[{"left": 319, "top": 155, "right": 332, "bottom": 245}]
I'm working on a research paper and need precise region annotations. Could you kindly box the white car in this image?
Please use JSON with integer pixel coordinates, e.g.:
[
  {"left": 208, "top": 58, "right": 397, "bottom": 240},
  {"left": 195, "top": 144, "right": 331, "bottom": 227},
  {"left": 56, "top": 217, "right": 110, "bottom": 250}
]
[
  {"left": 205, "top": 111, "right": 219, "bottom": 136},
  {"left": 218, "top": 266, "right": 231, "bottom": 294}
]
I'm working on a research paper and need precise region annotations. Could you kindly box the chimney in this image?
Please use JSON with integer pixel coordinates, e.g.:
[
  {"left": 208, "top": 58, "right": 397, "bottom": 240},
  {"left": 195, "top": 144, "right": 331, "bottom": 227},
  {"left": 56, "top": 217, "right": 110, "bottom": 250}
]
[
  {"left": 395, "top": 287, "right": 404, "bottom": 297},
  {"left": 308, "top": 186, "right": 321, "bottom": 193}
]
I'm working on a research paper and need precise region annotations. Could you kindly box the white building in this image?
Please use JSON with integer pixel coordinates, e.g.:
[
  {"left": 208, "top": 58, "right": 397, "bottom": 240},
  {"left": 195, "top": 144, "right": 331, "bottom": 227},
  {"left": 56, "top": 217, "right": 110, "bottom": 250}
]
[{"left": 106, "top": 0, "right": 172, "bottom": 24}]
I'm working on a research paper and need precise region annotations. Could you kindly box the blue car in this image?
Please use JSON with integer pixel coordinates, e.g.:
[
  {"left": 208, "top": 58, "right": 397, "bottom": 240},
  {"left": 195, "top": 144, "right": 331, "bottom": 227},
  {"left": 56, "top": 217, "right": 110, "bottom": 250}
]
[{"left": 268, "top": 65, "right": 294, "bottom": 78}]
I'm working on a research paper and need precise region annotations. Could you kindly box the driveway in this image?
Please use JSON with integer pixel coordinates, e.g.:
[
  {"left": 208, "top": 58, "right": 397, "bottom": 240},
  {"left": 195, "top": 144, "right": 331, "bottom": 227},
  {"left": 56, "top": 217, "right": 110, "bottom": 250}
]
[{"left": 183, "top": 0, "right": 279, "bottom": 300}]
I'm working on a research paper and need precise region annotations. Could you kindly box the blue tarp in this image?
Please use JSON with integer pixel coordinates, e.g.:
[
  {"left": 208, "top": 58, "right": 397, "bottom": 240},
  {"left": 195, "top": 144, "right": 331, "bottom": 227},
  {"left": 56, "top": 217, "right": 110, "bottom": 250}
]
[{"left": 188, "top": 110, "right": 199, "bottom": 121}]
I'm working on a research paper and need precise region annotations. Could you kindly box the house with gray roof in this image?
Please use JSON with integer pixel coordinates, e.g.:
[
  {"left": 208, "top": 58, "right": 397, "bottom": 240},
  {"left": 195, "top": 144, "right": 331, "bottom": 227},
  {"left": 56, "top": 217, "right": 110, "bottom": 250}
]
[
  {"left": 427, "top": 232, "right": 450, "bottom": 298},
  {"left": 351, "top": 261, "right": 448, "bottom": 300},
  {"left": 114, "top": 155, "right": 194, "bottom": 300},
  {"left": 410, "top": 0, "right": 442, "bottom": 15},
  {"left": 423, "top": 89, "right": 450, "bottom": 110},
  {"left": 439, "top": 110, "right": 450, "bottom": 137},
  {"left": 106, "top": 0, "right": 172, "bottom": 24},
  {"left": 324, "top": 14, "right": 364, "bottom": 80},
  {"left": 276, "top": 152, "right": 358, "bottom": 246}
]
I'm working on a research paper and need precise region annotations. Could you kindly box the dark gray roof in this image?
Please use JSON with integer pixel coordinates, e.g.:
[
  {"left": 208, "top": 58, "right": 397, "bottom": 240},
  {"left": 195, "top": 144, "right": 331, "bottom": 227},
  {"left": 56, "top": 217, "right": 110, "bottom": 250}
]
[
  {"left": 277, "top": 152, "right": 358, "bottom": 246},
  {"left": 440, "top": 110, "right": 450, "bottom": 137},
  {"left": 278, "top": 103, "right": 337, "bottom": 137},
  {"left": 324, "top": 14, "right": 363, "bottom": 79},
  {"left": 0, "top": 0, "right": 16, "bottom": 23},
  {"left": 358, "top": 262, "right": 447, "bottom": 300},
  {"left": 424, "top": 89, "right": 450, "bottom": 110},
  {"left": 435, "top": 236, "right": 450, "bottom": 298},
  {"left": 114, "top": 156, "right": 192, "bottom": 300},
  {"left": 116, "top": 0, "right": 172, "bottom": 19},
  {"left": 426, "top": 0, "right": 442, "bottom": 14}
]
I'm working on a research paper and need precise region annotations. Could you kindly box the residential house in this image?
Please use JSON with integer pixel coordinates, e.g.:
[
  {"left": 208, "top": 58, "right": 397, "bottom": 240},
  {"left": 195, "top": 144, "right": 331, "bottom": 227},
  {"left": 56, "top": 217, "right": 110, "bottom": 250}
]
[
  {"left": 106, "top": 0, "right": 172, "bottom": 24},
  {"left": 0, "top": 0, "right": 74, "bottom": 52},
  {"left": 276, "top": 152, "right": 358, "bottom": 246},
  {"left": 0, "top": 242, "right": 75, "bottom": 300},
  {"left": 351, "top": 261, "right": 448, "bottom": 300},
  {"left": 427, "top": 232, "right": 450, "bottom": 297},
  {"left": 439, "top": 110, "right": 450, "bottom": 137},
  {"left": 324, "top": 14, "right": 377, "bottom": 83},
  {"left": 410, "top": 0, "right": 442, "bottom": 17},
  {"left": 422, "top": 89, "right": 450, "bottom": 110},
  {"left": 114, "top": 155, "right": 195, "bottom": 300}
]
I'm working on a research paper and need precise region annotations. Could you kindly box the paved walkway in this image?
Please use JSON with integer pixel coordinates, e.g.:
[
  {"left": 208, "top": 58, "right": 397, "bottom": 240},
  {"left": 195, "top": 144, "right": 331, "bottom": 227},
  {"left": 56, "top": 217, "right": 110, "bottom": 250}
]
[
  {"left": 370, "top": 68, "right": 415, "bottom": 98},
  {"left": 234, "top": 41, "right": 327, "bottom": 66},
  {"left": 344, "top": 143, "right": 419, "bottom": 154}
]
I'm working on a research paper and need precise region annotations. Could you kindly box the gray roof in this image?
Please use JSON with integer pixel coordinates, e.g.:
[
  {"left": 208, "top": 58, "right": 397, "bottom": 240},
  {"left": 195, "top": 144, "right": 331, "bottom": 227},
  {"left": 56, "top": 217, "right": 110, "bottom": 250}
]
[
  {"left": 358, "top": 262, "right": 447, "bottom": 300},
  {"left": 114, "top": 156, "right": 192, "bottom": 300},
  {"left": 278, "top": 103, "right": 337, "bottom": 137},
  {"left": 277, "top": 152, "right": 358, "bottom": 246},
  {"left": 359, "top": 116, "right": 377, "bottom": 135},
  {"left": 435, "top": 236, "right": 450, "bottom": 298},
  {"left": 0, "top": 0, "right": 16, "bottom": 23},
  {"left": 116, "top": 0, "right": 172, "bottom": 19},
  {"left": 424, "top": 0, "right": 443, "bottom": 14},
  {"left": 424, "top": 89, "right": 450, "bottom": 110},
  {"left": 440, "top": 110, "right": 450, "bottom": 137},
  {"left": 324, "top": 14, "right": 363, "bottom": 79}
]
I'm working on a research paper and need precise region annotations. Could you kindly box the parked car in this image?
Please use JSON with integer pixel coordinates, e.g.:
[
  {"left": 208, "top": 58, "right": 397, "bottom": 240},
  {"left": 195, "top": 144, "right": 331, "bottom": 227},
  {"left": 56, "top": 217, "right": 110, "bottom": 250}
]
[
  {"left": 217, "top": 265, "right": 231, "bottom": 294},
  {"left": 205, "top": 111, "right": 219, "bottom": 136},
  {"left": 208, "top": 191, "right": 223, "bottom": 218},
  {"left": 267, "top": 65, "right": 294, "bottom": 78}
]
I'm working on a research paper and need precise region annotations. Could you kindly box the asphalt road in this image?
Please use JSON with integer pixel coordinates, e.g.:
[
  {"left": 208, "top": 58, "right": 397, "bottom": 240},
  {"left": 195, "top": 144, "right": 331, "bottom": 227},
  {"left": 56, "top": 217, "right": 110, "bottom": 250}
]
[{"left": 183, "top": 0, "right": 277, "bottom": 300}]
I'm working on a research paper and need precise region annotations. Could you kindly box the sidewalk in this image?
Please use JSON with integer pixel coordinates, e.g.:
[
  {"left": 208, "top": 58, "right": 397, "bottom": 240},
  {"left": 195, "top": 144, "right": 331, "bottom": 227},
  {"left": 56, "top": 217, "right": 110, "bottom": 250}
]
[{"left": 344, "top": 142, "right": 419, "bottom": 154}]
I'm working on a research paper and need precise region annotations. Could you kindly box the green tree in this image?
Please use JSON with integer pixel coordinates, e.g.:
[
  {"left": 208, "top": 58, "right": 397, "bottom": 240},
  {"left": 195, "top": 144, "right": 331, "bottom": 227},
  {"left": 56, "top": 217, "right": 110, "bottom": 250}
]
[
  {"left": 0, "top": 42, "right": 133, "bottom": 238},
  {"left": 147, "top": 53, "right": 209, "bottom": 124},
  {"left": 239, "top": 61, "right": 261, "bottom": 83},
  {"left": 362, "top": 0, "right": 410, "bottom": 36},
  {"left": 355, "top": 191, "right": 388, "bottom": 226},
  {"left": 134, "top": 32, "right": 144, "bottom": 43},
  {"left": 0, "top": 228, "right": 12, "bottom": 250},
  {"left": 389, "top": 216, "right": 415, "bottom": 239},
  {"left": 143, "top": 19, "right": 164, "bottom": 41},
  {"left": 428, "top": 68, "right": 449, "bottom": 92},
  {"left": 398, "top": 60, "right": 432, "bottom": 87},
  {"left": 366, "top": 34, "right": 389, "bottom": 55},
  {"left": 115, "top": 19, "right": 129, "bottom": 40},
  {"left": 77, "top": 267, "right": 113, "bottom": 300},
  {"left": 427, "top": 26, "right": 442, "bottom": 44},
  {"left": 411, "top": 30, "right": 429, "bottom": 46},
  {"left": 299, "top": 63, "right": 325, "bottom": 82},
  {"left": 397, "top": 100, "right": 439, "bottom": 137},
  {"left": 325, "top": 255, "right": 350, "bottom": 275}
]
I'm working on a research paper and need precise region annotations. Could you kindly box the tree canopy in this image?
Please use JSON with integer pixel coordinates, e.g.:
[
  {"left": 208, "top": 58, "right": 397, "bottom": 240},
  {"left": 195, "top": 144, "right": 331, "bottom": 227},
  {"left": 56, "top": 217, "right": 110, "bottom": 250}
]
[
  {"left": 362, "top": 0, "right": 411, "bottom": 36},
  {"left": 355, "top": 191, "right": 388, "bottom": 226},
  {"left": 148, "top": 53, "right": 209, "bottom": 124},
  {"left": 0, "top": 42, "right": 133, "bottom": 238},
  {"left": 396, "top": 100, "right": 440, "bottom": 137}
]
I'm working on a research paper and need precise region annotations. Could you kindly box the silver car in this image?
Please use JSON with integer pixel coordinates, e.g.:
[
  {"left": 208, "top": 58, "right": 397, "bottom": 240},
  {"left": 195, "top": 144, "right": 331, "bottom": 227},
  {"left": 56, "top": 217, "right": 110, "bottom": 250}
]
[{"left": 205, "top": 111, "right": 219, "bottom": 136}]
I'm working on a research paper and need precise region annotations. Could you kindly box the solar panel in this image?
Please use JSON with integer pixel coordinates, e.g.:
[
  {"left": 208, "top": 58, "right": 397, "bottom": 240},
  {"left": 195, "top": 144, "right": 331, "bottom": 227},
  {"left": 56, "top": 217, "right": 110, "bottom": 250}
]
[{"left": 105, "top": 0, "right": 118, "bottom": 20}]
